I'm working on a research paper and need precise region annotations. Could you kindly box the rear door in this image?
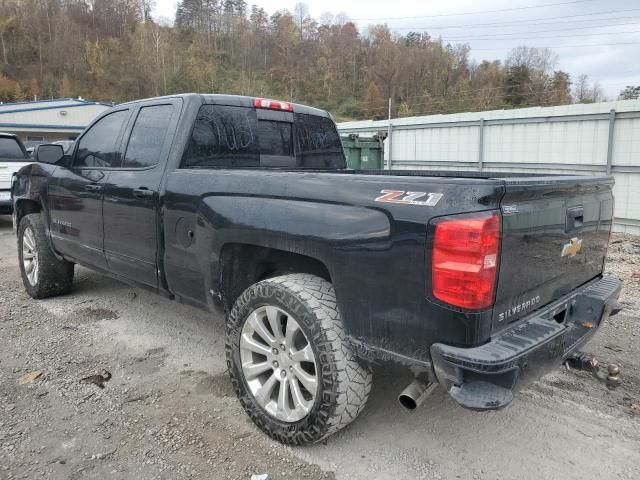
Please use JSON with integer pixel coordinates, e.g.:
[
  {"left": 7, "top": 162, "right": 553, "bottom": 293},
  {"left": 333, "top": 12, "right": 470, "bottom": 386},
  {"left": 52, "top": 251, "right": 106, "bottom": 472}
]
[
  {"left": 48, "top": 108, "right": 131, "bottom": 268},
  {"left": 102, "top": 100, "right": 181, "bottom": 287},
  {"left": 492, "top": 176, "right": 614, "bottom": 331}
]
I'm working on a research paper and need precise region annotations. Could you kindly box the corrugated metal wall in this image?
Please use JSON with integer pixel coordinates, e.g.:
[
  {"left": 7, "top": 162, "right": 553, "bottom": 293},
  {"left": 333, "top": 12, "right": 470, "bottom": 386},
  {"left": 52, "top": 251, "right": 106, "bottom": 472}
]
[{"left": 338, "top": 100, "right": 640, "bottom": 234}]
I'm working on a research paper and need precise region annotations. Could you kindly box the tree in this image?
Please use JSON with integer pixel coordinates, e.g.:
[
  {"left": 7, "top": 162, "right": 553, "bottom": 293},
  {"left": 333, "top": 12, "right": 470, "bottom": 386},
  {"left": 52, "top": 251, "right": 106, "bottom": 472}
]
[
  {"left": 364, "top": 81, "right": 386, "bottom": 119},
  {"left": 13, "top": 82, "right": 25, "bottom": 101},
  {"left": 503, "top": 65, "right": 531, "bottom": 106},
  {"left": 506, "top": 46, "right": 557, "bottom": 75},
  {"left": 0, "top": 75, "right": 13, "bottom": 102},
  {"left": 547, "top": 70, "right": 571, "bottom": 105},
  {"left": 367, "top": 25, "right": 400, "bottom": 113},
  {"left": 397, "top": 101, "right": 411, "bottom": 117},
  {"left": 28, "top": 79, "right": 40, "bottom": 101},
  {"left": 619, "top": 85, "right": 640, "bottom": 100},
  {"left": 59, "top": 73, "right": 72, "bottom": 98},
  {"left": 293, "top": 3, "right": 309, "bottom": 30},
  {"left": 590, "top": 82, "right": 604, "bottom": 103},
  {"left": 503, "top": 46, "right": 561, "bottom": 107},
  {"left": 333, "top": 12, "right": 349, "bottom": 27},
  {"left": 573, "top": 74, "right": 604, "bottom": 103},
  {"left": 573, "top": 74, "right": 590, "bottom": 103}
]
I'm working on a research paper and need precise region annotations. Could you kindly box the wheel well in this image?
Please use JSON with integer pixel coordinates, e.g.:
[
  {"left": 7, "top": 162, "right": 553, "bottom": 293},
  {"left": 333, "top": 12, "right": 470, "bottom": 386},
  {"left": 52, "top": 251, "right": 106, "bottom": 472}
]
[
  {"left": 219, "top": 244, "right": 331, "bottom": 309},
  {"left": 15, "top": 199, "right": 41, "bottom": 224}
]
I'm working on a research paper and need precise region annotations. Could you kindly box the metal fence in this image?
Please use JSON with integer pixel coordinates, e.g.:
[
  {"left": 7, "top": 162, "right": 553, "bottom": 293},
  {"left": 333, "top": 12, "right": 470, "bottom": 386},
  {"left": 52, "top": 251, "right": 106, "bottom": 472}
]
[{"left": 338, "top": 100, "right": 640, "bottom": 234}]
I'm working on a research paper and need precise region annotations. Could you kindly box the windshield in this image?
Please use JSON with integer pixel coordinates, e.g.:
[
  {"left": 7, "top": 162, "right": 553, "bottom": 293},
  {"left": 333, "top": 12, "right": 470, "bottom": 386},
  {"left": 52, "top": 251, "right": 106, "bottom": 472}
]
[{"left": 0, "top": 137, "right": 28, "bottom": 160}]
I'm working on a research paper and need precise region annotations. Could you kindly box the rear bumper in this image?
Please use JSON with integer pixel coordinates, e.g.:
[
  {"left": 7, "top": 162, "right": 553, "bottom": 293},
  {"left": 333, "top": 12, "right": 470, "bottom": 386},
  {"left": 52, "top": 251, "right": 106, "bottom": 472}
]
[{"left": 431, "top": 275, "right": 622, "bottom": 410}]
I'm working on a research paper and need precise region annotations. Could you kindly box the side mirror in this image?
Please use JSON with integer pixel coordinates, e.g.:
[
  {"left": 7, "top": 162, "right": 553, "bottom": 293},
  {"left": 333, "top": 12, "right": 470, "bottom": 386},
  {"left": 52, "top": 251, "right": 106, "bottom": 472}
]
[{"left": 34, "top": 144, "right": 65, "bottom": 165}]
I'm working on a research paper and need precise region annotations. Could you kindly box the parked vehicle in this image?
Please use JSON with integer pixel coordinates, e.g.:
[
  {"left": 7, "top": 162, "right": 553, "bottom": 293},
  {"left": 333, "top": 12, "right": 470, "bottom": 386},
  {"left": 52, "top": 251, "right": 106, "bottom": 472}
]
[
  {"left": 11, "top": 94, "right": 622, "bottom": 444},
  {"left": 0, "top": 133, "right": 31, "bottom": 214}
]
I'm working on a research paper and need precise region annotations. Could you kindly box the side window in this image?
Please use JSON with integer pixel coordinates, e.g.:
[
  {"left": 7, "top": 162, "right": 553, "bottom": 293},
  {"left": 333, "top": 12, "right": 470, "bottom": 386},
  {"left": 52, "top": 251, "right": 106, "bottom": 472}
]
[
  {"left": 74, "top": 110, "right": 128, "bottom": 168},
  {"left": 182, "top": 105, "right": 259, "bottom": 168},
  {"left": 122, "top": 105, "right": 174, "bottom": 168}
]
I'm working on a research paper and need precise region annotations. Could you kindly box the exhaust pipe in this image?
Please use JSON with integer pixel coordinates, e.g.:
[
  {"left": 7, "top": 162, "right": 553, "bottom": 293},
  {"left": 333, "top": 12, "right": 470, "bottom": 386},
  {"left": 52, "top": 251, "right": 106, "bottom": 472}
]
[{"left": 398, "top": 380, "right": 437, "bottom": 410}]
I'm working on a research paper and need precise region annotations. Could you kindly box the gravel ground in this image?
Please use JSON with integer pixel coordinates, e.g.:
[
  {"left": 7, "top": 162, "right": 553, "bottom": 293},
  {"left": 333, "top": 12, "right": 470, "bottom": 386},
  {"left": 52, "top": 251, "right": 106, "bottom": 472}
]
[{"left": 1, "top": 214, "right": 639, "bottom": 480}]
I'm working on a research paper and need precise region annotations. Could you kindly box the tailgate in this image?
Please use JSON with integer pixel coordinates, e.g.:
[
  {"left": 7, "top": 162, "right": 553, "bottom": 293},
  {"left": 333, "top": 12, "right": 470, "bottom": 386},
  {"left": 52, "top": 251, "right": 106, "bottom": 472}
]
[{"left": 492, "top": 175, "right": 614, "bottom": 332}]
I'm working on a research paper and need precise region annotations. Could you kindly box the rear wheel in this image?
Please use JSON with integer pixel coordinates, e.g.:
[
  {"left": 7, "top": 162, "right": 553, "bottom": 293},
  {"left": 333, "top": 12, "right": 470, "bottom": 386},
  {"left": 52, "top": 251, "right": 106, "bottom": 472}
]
[
  {"left": 18, "top": 213, "right": 74, "bottom": 299},
  {"left": 226, "top": 274, "right": 372, "bottom": 445}
]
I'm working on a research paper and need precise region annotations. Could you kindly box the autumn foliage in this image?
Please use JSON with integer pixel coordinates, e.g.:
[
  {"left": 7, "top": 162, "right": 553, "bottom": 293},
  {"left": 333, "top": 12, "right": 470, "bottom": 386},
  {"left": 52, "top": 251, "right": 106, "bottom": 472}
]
[{"left": 0, "top": 0, "right": 611, "bottom": 119}]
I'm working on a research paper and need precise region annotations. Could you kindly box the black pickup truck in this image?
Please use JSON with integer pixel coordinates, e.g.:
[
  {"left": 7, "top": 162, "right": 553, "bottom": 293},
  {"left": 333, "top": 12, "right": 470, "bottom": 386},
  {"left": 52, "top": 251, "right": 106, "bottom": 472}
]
[{"left": 11, "top": 94, "right": 621, "bottom": 445}]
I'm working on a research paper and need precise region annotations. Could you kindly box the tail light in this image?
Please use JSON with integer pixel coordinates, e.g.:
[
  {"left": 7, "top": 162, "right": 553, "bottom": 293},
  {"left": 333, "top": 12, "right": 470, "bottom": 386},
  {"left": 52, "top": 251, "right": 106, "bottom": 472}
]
[
  {"left": 432, "top": 211, "right": 501, "bottom": 310},
  {"left": 254, "top": 98, "right": 293, "bottom": 112}
]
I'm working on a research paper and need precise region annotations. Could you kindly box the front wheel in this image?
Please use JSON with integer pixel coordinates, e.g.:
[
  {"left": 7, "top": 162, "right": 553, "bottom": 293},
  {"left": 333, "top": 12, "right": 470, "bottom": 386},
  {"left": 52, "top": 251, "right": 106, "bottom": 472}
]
[
  {"left": 225, "top": 274, "right": 372, "bottom": 445},
  {"left": 18, "top": 213, "right": 74, "bottom": 299}
]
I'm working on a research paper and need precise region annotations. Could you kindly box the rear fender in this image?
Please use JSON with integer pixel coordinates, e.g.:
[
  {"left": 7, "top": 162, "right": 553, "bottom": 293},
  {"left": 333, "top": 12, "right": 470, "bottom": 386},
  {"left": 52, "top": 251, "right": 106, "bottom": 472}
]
[
  {"left": 12, "top": 163, "right": 61, "bottom": 258},
  {"left": 199, "top": 195, "right": 390, "bottom": 310}
]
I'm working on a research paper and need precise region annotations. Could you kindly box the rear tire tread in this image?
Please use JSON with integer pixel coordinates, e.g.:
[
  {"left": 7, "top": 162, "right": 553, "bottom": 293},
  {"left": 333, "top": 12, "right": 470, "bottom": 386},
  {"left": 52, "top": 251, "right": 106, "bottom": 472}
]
[
  {"left": 226, "top": 273, "right": 372, "bottom": 445},
  {"left": 18, "top": 213, "right": 74, "bottom": 299}
]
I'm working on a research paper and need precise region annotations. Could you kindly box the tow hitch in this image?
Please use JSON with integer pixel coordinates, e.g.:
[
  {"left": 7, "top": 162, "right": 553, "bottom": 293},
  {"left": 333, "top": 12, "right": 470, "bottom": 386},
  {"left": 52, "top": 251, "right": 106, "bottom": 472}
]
[{"left": 564, "top": 352, "right": 621, "bottom": 389}]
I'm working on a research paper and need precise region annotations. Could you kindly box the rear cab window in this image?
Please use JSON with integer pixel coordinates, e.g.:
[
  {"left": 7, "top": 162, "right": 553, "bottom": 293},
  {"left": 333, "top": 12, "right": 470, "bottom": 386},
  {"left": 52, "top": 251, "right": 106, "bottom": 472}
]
[
  {"left": 0, "top": 137, "right": 28, "bottom": 161},
  {"left": 182, "top": 103, "right": 345, "bottom": 169}
]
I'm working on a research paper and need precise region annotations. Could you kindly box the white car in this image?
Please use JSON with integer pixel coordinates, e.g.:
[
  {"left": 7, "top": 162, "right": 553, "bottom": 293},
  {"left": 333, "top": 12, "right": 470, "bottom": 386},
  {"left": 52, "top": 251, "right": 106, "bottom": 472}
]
[{"left": 0, "top": 133, "right": 32, "bottom": 214}]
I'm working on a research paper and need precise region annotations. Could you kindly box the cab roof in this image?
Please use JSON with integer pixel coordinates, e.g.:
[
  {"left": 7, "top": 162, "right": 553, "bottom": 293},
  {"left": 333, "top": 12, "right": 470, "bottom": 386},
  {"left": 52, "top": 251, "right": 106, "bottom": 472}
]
[{"left": 117, "top": 93, "right": 331, "bottom": 118}]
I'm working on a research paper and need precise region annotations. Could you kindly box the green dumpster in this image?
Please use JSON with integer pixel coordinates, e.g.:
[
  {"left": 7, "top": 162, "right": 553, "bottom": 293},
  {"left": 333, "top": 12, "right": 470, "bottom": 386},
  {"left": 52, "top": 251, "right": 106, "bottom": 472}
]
[{"left": 340, "top": 133, "right": 385, "bottom": 170}]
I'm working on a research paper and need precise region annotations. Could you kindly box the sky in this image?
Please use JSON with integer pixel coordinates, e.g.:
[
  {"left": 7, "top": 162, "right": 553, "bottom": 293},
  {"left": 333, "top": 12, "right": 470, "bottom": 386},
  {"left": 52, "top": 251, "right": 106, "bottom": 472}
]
[{"left": 153, "top": 0, "right": 640, "bottom": 99}]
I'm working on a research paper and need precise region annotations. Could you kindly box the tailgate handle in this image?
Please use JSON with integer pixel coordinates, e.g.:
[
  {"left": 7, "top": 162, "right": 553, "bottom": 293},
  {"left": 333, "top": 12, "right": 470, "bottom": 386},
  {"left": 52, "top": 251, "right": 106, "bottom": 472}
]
[{"left": 566, "top": 206, "right": 584, "bottom": 232}]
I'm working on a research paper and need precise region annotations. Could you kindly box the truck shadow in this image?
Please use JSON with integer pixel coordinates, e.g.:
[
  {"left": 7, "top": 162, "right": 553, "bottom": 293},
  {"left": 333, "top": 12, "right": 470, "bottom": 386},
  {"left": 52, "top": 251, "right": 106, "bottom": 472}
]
[{"left": 0, "top": 215, "right": 13, "bottom": 231}]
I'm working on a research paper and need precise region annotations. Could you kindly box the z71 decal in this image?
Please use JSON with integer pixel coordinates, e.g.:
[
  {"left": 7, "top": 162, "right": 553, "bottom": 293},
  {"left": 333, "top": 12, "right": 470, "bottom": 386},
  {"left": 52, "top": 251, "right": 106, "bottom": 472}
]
[{"left": 375, "top": 190, "right": 443, "bottom": 207}]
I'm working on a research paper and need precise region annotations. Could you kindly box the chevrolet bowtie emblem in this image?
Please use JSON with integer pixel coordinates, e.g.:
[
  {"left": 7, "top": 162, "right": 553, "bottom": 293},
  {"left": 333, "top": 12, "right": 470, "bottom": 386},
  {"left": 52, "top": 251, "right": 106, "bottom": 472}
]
[{"left": 561, "top": 237, "right": 583, "bottom": 258}]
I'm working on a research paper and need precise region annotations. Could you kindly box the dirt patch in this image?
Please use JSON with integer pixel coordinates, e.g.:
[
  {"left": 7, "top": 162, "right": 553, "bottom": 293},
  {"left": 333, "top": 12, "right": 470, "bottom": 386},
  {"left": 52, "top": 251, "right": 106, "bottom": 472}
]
[
  {"left": 190, "top": 371, "right": 235, "bottom": 397},
  {"left": 72, "top": 306, "right": 119, "bottom": 322}
]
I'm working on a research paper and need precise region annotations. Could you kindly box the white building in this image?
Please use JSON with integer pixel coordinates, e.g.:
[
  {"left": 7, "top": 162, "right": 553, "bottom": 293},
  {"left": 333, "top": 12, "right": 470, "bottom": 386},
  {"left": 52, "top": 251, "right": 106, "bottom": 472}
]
[
  {"left": 0, "top": 98, "right": 111, "bottom": 144},
  {"left": 338, "top": 100, "right": 640, "bottom": 234}
]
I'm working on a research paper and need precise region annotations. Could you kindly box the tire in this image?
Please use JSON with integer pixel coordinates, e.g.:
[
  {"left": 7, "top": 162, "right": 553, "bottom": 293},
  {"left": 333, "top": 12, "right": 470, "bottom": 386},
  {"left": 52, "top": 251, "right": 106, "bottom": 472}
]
[
  {"left": 18, "top": 213, "right": 74, "bottom": 299},
  {"left": 226, "top": 273, "right": 372, "bottom": 445}
]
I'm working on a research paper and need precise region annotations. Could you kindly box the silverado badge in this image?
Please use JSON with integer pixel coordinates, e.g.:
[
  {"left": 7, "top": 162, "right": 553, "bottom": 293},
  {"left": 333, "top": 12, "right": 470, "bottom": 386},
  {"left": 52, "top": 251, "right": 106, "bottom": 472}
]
[{"left": 561, "top": 237, "right": 583, "bottom": 258}]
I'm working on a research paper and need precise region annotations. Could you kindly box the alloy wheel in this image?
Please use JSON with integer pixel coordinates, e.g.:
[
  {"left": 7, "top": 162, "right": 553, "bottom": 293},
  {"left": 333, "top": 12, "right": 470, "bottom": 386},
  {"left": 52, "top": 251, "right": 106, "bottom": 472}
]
[
  {"left": 22, "top": 227, "right": 39, "bottom": 286},
  {"left": 240, "top": 306, "right": 318, "bottom": 422}
]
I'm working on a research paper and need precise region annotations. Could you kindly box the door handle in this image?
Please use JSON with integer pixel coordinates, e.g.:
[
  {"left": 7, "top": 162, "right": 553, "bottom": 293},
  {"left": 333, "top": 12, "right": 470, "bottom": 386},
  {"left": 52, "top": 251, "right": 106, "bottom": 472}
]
[
  {"left": 85, "top": 184, "right": 102, "bottom": 192},
  {"left": 133, "top": 187, "right": 154, "bottom": 198}
]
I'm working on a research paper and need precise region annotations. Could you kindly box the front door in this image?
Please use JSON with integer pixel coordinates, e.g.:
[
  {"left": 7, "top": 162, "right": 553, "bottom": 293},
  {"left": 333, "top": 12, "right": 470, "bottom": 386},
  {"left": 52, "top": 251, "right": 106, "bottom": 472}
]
[
  {"left": 48, "top": 108, "right": 130, "bottom": 269},
  {"left": 102, "top": 101, "right": 180, "bottom": 287}
]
